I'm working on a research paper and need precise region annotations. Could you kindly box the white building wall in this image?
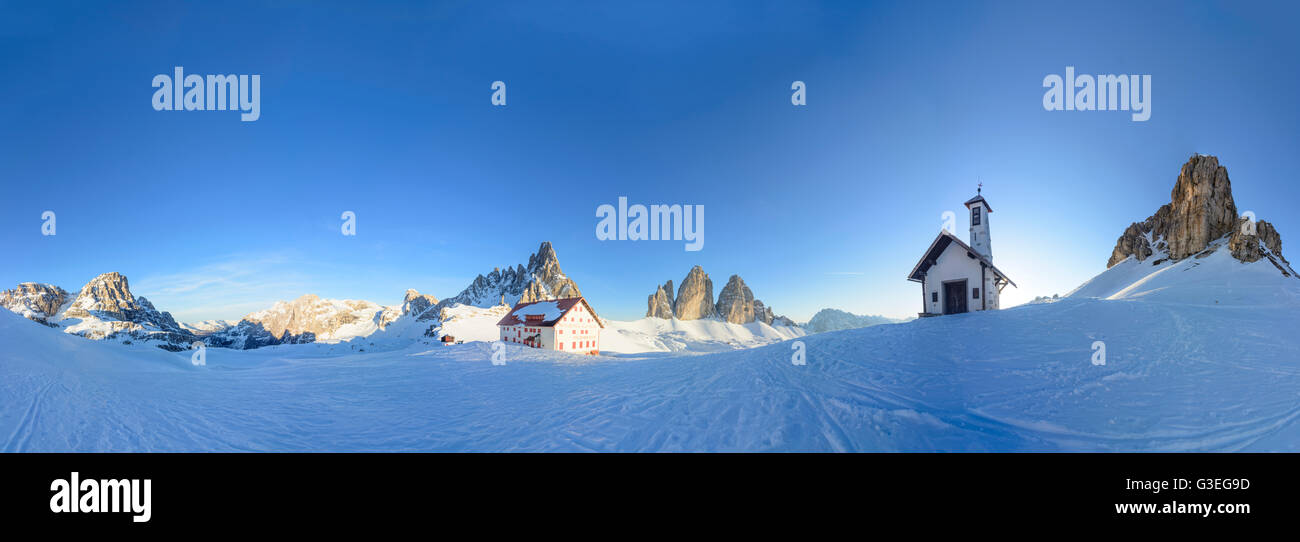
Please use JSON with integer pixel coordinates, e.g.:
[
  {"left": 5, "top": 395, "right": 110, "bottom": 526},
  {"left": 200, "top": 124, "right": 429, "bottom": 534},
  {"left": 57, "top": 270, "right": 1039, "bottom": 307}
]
[
  {"left": 497, "top": 302, "right": 602, "bottom": 355},
  {"left": 554, "top": 303, "right": 601, "bottom": 354},
  {"left": 499, "top": 323, "right": 555, "bottom": 348},
  {"left": 969, "top": 201, "right": 992, "bottom": 261},
  {"left": 923, "top": 243, "right": 989, "bottom": 314},
  {"left": 984, "top": 273, "right": 1000, "bottom": 310}
]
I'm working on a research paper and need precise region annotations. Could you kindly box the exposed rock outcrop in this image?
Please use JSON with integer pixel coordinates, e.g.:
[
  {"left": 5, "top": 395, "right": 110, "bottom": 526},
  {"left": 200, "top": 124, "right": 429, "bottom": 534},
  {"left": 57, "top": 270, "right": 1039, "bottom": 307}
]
[
  {"left": 377, "top": 289, "right": 441, "bottom": 329},
  {"left": 1228, "top": 217, "right": 1295, "bottom": 276},
  {"left": 1108, "top": 155, "right": 1288, "bottom": 274},
  {"left": 1228, "top": 218, "right": 1283, "bottom": 262},
  {"left": 672, "top": 266, "right": 715, "bottom": 320},
  {"left": 1107, "top": 221, "right": 1157, "bottom": 267},
  {"left": 752, "top": 299, "right": 774, "bottom": 325},
  {"left": 715, "top": 275, "right": 755, "bottom": 324},
  {"left": 771, "top": 315, "right": 797, "bottom": 327},
  {"left": 645, "top": 280, "right": 675, "bottom": 319},
  {"left": 0, "top": 282, "right": 70, "bottom": 325}
]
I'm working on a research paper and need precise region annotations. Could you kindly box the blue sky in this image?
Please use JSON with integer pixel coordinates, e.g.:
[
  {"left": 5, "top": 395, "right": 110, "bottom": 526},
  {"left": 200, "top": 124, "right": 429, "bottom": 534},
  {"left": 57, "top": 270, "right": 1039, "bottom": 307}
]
[{"left": 2, "top": 0, "right": 1299, "bottom": 322}]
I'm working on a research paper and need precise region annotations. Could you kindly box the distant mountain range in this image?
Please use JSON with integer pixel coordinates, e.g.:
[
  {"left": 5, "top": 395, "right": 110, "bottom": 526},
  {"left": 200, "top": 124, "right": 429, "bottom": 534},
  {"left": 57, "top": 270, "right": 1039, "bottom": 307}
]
[
  {"left": 1, "top": 241, "right": 805, "bottom": 352},
  {"left": 800, "top": 309, "right": 906, "bottom": 334}
]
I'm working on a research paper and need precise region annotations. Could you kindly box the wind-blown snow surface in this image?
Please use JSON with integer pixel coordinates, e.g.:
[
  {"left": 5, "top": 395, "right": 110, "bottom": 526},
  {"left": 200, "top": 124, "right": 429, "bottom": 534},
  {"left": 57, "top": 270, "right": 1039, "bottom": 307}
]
[{"left": 2, "top": 253, "right": 1298, "bottom": 451}]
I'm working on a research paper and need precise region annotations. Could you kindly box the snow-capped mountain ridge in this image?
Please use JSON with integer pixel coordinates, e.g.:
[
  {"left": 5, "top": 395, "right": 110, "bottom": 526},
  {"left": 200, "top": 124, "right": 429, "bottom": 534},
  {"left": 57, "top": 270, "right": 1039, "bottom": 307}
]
[
  {"left": 437, "top": 241, "right": 581, "bottom": 309},
  {"left": 0, "top": 272, "right": 196, "bottom": 350},
  {"left": 204, "top": 294, "right": 388, "bottom": 349},
  {"left": 0, "top": 241, "right": 594, "bottom": 352}
]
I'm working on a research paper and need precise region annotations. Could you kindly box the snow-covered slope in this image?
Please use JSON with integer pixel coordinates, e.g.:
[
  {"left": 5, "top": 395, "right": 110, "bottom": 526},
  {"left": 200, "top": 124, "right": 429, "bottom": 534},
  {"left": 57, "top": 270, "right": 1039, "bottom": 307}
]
[
  {"left": 4, "top": 254, "right": 1298, "bottom": 451},
  {"left": 1068, "top": 238, "right": 1299, "bottom": 305},
  {"left": 601, "top": 317, "right": 804, "bottom": 354}
]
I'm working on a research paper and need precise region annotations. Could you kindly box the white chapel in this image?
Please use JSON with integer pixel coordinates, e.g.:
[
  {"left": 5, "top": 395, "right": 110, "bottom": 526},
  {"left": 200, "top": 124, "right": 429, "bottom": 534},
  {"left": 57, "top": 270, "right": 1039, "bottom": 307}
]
[{"left": 907, "top": 187, "right": 1016, "bottom": 316}]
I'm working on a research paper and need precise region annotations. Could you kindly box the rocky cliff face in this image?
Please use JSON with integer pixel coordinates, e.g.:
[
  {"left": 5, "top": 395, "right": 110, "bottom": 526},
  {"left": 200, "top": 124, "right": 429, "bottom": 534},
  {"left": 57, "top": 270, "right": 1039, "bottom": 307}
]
[
  {"left": 646, "top": 280, "right": 675, "bottom": 319},
  {"left": 378, "top": 289, "right": 440, "bottom": 328},
  {"left": 1107, "top": 154, "right": 1289, "bottom": 272},
  {"left": 0, "top": 283, "right": 70, "bottom": 325},
  {"left": 439, "top": 241, "right": 581, "bottom": 309},
  {"left": 672, "top": 266, "right": 715, "bottom": 320},
  {"left": 1108, "top": 155, "right": 1290, "bottom": 275},
  {"left": 519, "top": 242, "right": 581, "bottom": 302},
  {"left": 715, "top": 275, "right": 756, "bottom": 324},
  {"left": 1228, "top": 218, "right": 1283, "bottom": 262},
  {"left": 752, "top": 299, "right": 775, "bottom": 325},
  {"left": 1227, "top": 217, "right": 1294, "bottom": 276},
  {"left": 645, "top": 266, "right": 797, "bottom": 326}
]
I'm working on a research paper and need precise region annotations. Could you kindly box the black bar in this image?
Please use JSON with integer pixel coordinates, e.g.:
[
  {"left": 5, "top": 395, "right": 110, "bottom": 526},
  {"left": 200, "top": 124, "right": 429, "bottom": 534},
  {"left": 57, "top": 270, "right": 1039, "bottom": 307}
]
[{"left": 1, "top": 453, "right": 1287, "bottom": 530}]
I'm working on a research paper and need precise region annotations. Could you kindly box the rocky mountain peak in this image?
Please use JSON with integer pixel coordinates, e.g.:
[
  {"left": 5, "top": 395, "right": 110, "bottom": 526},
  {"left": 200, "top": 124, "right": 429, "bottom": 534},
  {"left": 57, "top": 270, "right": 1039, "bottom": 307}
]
[
  {"left": 1108, "top": 155, "right": 1288, "bottom": 274},
  {"left": 402, "top": 289, "right": 440, "bottom": 321},
  {"left": 440, "top": 241, "right": 581, "bottom": 308},
  {"left": 646, "top": 279, "right": 675, "bottom": 319},
  {"left": 68, "top": 272, "right": 137, "bottom": 318},
  {"left": 715, "top": 275, "right": 755, "bottom": 324},
  {"left": 63, "top": 272, "right": 185, "bottom": 333},
  {"left": 673, "top": 265, "right": 715, "bottom": 320},
  {"left": 529, "top": 241, "right": 559, "bottom": 269}
]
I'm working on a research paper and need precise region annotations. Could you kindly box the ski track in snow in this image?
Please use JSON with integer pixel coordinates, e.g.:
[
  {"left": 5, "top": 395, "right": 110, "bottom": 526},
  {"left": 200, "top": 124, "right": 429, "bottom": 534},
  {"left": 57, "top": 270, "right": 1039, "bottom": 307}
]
[{"left": 3, "top": 250, "right": 1300, "bottom": 452}]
